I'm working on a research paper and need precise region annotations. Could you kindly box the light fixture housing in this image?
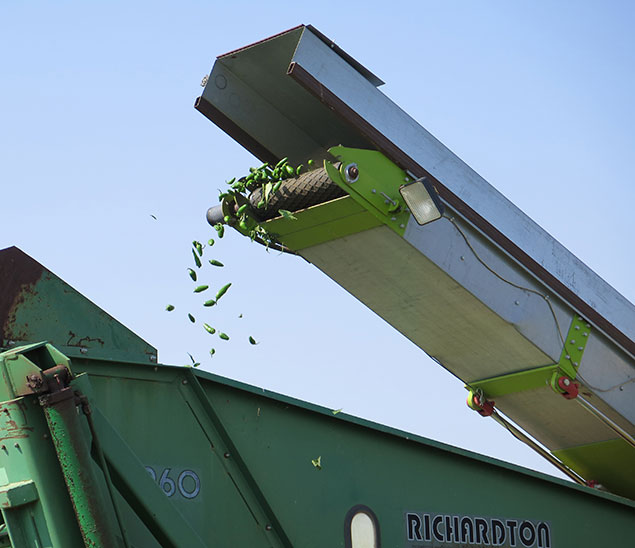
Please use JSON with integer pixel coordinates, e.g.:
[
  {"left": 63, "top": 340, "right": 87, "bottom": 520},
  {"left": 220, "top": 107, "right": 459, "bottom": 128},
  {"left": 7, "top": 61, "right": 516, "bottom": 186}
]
[{"left": 399, "top": 178, "right": 444, "bottom": 226}]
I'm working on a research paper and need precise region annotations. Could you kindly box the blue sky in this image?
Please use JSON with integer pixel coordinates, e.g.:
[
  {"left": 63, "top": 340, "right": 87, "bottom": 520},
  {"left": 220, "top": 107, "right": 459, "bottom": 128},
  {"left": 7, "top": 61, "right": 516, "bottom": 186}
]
[{"left": 2, "top": 1, "right": 633, "bottom": 480}]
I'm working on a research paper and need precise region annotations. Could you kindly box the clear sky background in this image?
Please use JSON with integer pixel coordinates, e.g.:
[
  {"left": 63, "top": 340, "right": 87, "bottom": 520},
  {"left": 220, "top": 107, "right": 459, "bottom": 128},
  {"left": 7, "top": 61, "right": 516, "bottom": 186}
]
[{"left": 2, "top": 1, "right": 633, "bottom": 481}]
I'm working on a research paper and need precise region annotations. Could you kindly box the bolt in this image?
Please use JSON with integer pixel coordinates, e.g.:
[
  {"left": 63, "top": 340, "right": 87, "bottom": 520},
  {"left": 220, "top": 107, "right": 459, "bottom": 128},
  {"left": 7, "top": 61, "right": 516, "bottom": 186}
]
[
  {"left": 182, "top": 379, "right": 188, "bottom": 385},
  {"left": 514, "top": 300, "right": 520, "bottom": 305},
  {"left": 371, "top": 189, "right": 377, "bottom": 193},
  {"left": 574, "top": 326, "right": 580, "bottom": 330},
  {"left": 460, "top": 255, "right": 465, "bottom": 261},
  {"left": 14, "top": 443, "right": 20, "bottom": 449},
  {"left": 149, "top": 355, "right": 157, "bottom": 362},
  {"left": 583, "top": 332, "right": 588, "bottom": 337},
  {"left": 563, "top": 378, "right": 570, "bottom": 386},
  {"left": 399, "top": 224, "right": 405, "bottom": 229},
  {"left": 570, "top": 340, "right": 576, "bottom": 344},
  {"left": 573, "top": 362, "right": 579, "bottom": 366},
  {"left": 265, "top": 525, "right": 273, "bottom": 531},
  {"left": 80, "top": 347, "right": 88, "bottom": 354},
  {"left": 577, "top": 347, "right": 583, "bottom": 351},
  {"left": 224, "top": 452, "right": 231, "bottom": 459},
  {"left": 404, "top": 177, "right": 410, "bottom": 182},
  {"left": 391, "top": 217, "right": 396, "bottom": 221},
  {"left": 585, "top": 323, "right": 590, "bottom": 328},
  {"left": 565, "top": 355, "right": 570, "bottom": 360},
  {"left": 7, "top": 341, "right": 14, "bottom": 346}
]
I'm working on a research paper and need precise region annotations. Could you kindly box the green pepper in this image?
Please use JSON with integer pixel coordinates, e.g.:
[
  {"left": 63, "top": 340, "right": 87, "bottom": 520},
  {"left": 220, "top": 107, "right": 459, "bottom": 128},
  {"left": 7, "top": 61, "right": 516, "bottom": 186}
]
[
  {"left": 214, "top": 224, "right": 225, "bottom": 238},
  {"left": 285, "top": 165, "right": 295, "bottom": 177},
  {"left": 203, "top": 299, "right": 216, "bottom": 307},
  {"left": 165, "top": 304, "right": 175, "bottom": 312},
  {"left": 216, "top": 283, "right": 232, "bottom": 300},
  {"left": 209, "top": 259, "right": 224, "bottom": 267},
  {"left": 237, "top": 204, "right": 248, "bottom": 215},
  {"left": 219, "top": 332, "right": 229, "bottom": 341},
  {"left": 226, "top": 177, "right": 236, "bottom": 185},
  {"left": 249, "top": 336, "right": 257, "bottom": 345},
  {"left": 209, "top": 348, "right": 216, "bottom": 357},
  {"left": 188, "top": 313, "right": 196, "bottom": 323},
  {"left": 192, "top": 249, "right": 202, "bottom": 268},
  {"left": 192, "top": 240, "right": 203, "bottom": 256},
  {"left": 207, "top": 238, "right": 215, "bottom": 246},
  {"left": 273, "top": 181, "right": 282, "bottom": 193},
  {"left": 194, "top": 285, "right": 209, "bottom": 293},
  {"left": 296, "top": 164, "right": 304, "bottom": 176},
  {"left": 257, "top": 199, "right": 265, "bottom": 209},
  {"left": 275, "top": 157, "right": 288, "bottom": 169},
  {"left": 203, "top": 323, "right": 216, "bottom": 334},
  {"left": 188, "top": 268, "right": 197, "bottom": 281},
  {"left": 307, "top": 159, "right": 315, "bottom": 167}
]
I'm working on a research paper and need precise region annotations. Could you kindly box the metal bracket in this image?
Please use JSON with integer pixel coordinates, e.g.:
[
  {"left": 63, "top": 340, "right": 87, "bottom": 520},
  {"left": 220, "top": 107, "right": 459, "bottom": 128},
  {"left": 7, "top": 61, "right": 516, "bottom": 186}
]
[
  {"left": 465, "top": 314, "right": 592, "bottom": 401},
  {"left": 324, "top": 146, "right": 411, "bottom": 235}
]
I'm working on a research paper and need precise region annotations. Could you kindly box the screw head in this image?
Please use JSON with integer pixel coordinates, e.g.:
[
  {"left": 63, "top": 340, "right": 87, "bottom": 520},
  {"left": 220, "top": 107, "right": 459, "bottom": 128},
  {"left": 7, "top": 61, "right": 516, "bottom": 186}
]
[
  {"left": 265, "top": 525, "right": 272, "bottom": 531},
  {"left": 224, "top": 452, "right": 231, "bottom": 459},
  {"left": 182, "top": 379, "right": 188, "bottom": 385},
  {"left": 563, "top": 378, "right": 570, "bottom": 386},
  {"left": 80, "top": 347, "right": 88, "bottom": 354}
]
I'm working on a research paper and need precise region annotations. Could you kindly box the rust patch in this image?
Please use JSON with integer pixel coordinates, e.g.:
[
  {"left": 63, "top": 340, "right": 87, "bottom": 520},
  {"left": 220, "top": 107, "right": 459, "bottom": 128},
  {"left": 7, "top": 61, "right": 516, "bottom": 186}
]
[
  {"left": 0, "top": 247, "right": 45, "bottom": 346},
  {"left": 66, "top": 332, "right": 105, "bottom": 348}
]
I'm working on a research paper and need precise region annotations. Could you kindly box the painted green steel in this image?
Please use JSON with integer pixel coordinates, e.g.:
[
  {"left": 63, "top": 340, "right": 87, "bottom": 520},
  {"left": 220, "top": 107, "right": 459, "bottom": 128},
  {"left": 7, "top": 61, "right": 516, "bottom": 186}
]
[
  {"left": 257, "top": 148, "right": 413, "bottom": 251},
  {"left": 0, "top": 340, "right": 634, "bottom": 546},
  {"left": 325, "top": 147, "right": 411, "bottom": 236},
  {"left": 0, "top": 394, "right": 85, "bottom": 547},
  {"left": 66, "top": 357, "right": 634, "bottom": 547},
  {"left": 42, "top": 389, "right": 121, "bottom": 547},
  {"left": 554, "top": 438, "right": 635, "bottom": 498},
  {"left": 264, "top": 196, "right": 382, "bottom": 250},
  {"left": 0, "top": 246, "right": 157, "bottom": 364},
  {"left": 468, "top": 315, "right": 592, "bottom": 399},
  {"left": 555, "top": 314, "right": 591, "bottom": 380},
  {"left": 467, "top": 364, "right": 558, "bottom": 399},
  {"left": 72, "top": 373, "right": 210, "bottom": 548}
]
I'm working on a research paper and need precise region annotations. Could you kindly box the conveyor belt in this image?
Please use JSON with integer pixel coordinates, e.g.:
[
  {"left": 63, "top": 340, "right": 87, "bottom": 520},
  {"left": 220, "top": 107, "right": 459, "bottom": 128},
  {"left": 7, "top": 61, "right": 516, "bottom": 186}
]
[{"left": 197, "top": 25, "right": 635, "bottom": 499}]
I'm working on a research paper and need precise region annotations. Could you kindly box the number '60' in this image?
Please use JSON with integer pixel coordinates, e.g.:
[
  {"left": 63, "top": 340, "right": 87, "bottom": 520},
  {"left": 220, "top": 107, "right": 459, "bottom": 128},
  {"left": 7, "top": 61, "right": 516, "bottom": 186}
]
[{"left": 145, "top": 467, "right": 201, "bottom": 499}]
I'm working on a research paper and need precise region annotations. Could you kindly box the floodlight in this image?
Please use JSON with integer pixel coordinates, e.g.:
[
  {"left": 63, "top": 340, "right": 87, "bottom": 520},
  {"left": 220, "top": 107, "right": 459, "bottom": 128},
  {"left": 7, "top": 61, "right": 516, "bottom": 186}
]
[{"left": 399, "top": 178, "right": 444, "bottom": 226}]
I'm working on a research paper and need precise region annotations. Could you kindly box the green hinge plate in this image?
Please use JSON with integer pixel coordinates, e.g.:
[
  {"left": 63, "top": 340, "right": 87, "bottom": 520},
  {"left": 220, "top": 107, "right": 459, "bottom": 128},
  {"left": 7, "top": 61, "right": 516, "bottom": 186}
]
[
  {"left": 324, "top": 146, "right": 411, "bottom": 237},
  {"left": 253, "top": 147, "right": 413, "bottom": 251},
  {"left": 466, "top": 314, "right": 592, "bottom": 399}
]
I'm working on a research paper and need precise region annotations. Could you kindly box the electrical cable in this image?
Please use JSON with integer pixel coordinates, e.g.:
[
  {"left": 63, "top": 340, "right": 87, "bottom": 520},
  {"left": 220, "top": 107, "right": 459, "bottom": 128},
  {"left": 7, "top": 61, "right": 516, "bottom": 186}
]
[{"left": 445, "top": 215, "right": 566, "bottom": 345}]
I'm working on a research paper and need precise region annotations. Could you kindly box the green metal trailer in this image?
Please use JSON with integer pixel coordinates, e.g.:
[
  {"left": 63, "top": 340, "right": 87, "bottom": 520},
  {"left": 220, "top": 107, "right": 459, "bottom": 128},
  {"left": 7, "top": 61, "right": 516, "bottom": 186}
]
[
  {"left": 0, "top": 246, "right": 633, "bottom": 547},
  {"left": 1, "top": 24, "right": 634, "bottom": 547}
]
